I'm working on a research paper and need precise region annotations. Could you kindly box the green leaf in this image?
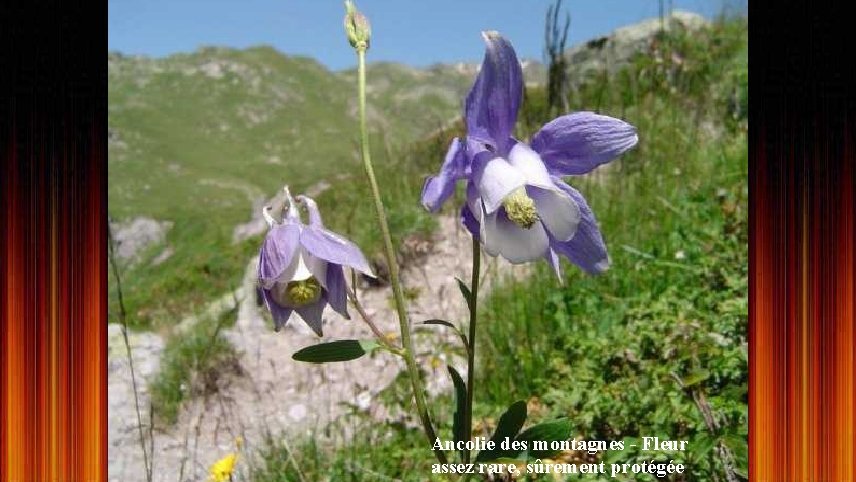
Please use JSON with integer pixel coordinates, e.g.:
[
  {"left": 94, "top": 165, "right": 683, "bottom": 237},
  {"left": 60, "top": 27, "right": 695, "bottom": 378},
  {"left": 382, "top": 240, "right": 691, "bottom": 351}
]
[
  {"left": 722, "top": 434, "right": 748, "bottom": 468},
  {"left": 447, "top": 366, "right": 467, "bottom": 461},
  {"left": 423, "top": 319, "right": 458, "bottom": 330},
  {"left": 682, "top": 369, "right": 711, "bottom": 387},
  {"left": 292, "top": 340, "right": 377, "bottom": 363},
  {"left": 475, "top": 400, "right": 527, "bottom": 462},
  {"left": 455, "top": 277, "right": 473, "bottom": 313},
  {"left": 422, "top": 319, "right": 468, "bottom": 349},
  {"left": 515, "top": 419, "right": 572, "bottom": 459},
  {"left": 691, "top": 434, "right": 718, "bottom": 459}
]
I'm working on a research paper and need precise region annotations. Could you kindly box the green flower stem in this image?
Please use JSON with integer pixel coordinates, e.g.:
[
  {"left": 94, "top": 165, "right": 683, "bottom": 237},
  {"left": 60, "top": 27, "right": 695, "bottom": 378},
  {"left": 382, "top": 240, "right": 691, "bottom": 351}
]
[
  {"left": 464, "top": 238, "right": 481, "bottom": 463},
  {"left": 355, "top": 47, "right": 447, "bottom": 465},
  {"left": 346, "top": 287, "right": 402, "bottom": 352}
]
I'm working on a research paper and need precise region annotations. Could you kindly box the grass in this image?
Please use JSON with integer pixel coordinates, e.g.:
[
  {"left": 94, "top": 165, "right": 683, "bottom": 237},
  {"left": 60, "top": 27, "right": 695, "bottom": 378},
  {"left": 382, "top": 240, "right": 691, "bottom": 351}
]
[
  {"left": 108, "top": 47, "right": 472, "bottom": 329},
  {"left": 474, "top": 18, "right": 749, "bottom": 479},
  {"left": 252, "top": 426, "right": 435, "bottom": 482},
  {"left": 251, "top": 13, "right": 748, "bottom": 482},
  {"left": 477, "top": 127, "right": 747, "bottom": 480},
  {"left": 149, "top": 308, "right": 241, "bottom": 425}
]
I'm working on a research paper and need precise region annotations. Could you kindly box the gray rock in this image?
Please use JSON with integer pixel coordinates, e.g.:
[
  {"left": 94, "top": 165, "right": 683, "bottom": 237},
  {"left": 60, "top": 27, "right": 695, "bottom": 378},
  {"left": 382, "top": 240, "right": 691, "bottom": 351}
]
[
  {"left": 110, "top": 217, "right": 173, "bottom": 264},
  {"left": 151, "top": 246, "right": 174, "bottom": 266},
  {"left": 231, "top": 188, "right": 289, "bottom": 245},
  {"left": 564, "top": 11, "right": 708, "bottom": 81}
]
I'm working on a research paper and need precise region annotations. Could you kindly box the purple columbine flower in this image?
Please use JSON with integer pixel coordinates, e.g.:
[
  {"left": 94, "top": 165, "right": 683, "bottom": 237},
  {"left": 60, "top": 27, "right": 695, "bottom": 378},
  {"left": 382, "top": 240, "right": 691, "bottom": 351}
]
[
  {"left": 421, "top": 31, "right": 638, "bottom": 277},
  {"left": 257, "top": 189, "right": 373, "bottom": 335}
]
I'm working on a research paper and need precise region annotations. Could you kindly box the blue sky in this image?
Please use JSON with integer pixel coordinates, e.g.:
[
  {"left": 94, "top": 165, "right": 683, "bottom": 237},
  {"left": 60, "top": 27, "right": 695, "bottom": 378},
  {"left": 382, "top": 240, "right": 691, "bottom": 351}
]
[{"left": 109, "top": 0, "right": 733, "bottom": 71}]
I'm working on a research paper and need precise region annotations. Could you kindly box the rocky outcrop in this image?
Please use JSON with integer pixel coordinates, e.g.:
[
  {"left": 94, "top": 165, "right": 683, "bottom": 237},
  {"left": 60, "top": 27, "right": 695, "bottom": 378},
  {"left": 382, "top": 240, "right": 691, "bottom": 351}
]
[
  {"left": 110, "top": 217, "right": 173, "bottom": 264},
  {"left": 564, "top": 11, "right": 708, "bottom": 81}
]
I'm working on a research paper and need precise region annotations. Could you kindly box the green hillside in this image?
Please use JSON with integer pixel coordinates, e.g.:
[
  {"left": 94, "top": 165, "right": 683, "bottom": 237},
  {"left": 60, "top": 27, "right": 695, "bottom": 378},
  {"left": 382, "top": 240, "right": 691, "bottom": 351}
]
[
  {"left": 108, "top": 46, "right": 483, "bottom": 326},
  {"left": 108, "top": 46, "right": 481, "bottom": 221}
]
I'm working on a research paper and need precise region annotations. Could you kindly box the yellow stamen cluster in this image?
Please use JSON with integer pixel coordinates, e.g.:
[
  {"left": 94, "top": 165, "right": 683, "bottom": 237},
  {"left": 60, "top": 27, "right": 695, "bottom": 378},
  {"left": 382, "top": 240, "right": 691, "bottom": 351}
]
[
  {"left": 284, "top": 277, "right": 322, "bottom": 307},
  {"left": 502, "top": 188, "right": 539, "bottom": 229}
]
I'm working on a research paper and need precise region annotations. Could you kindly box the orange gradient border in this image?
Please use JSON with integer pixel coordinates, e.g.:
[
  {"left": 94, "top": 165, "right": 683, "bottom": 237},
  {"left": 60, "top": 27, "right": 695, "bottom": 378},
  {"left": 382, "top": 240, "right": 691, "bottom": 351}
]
[
  {"left": 1, "top": 99, "right": 107, "bottom": 480},
  {"left": 750, "top": 100, "right": 856, "bottom": 480}
]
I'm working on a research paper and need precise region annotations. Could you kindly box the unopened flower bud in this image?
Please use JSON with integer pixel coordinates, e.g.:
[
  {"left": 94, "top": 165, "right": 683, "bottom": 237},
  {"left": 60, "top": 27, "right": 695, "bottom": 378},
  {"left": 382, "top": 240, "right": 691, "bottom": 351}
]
[
  {"left": 502, "top": 187, "right": 539, "bottom": 229},
  {"left": 344, "top": 1, "right": 371, "bottom": 50}
]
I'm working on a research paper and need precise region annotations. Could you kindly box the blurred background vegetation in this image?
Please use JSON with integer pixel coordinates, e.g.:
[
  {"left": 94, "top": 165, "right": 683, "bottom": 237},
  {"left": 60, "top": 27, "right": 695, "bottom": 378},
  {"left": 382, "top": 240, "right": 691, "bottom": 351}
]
[{"left": 109, "top": 1, "right": 747, "bottom": 480}]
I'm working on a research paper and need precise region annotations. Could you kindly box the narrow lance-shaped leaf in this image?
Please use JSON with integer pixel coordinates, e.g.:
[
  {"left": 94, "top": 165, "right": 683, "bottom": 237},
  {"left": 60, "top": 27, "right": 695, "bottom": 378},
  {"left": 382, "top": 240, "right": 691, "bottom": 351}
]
[
  {"left": 423, "top": 319, "right": 458, "bottom": 330},
  {"left": 447, "top": 366, "right": 468, "bottom": 461},
  {"left": 292, "top": 340, "right": 378, "bottom": 363},
  {"left": 422, "top": 319, "right": 469, "bottom": 351},
  {"left": 475, "top": 400, "right": 527, "bottom": 462},
  {"left": 455, "top": 277, "right": 473, "bottom": 314}
]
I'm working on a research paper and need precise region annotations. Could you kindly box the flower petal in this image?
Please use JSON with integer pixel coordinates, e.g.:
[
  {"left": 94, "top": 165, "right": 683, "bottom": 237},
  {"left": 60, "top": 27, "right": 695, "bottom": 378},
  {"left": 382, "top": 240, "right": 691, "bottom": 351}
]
[
  {"left": 274, "top": 247, "right": 316, "bottom": 289},
  {"left": 551, "top": 178, "right": 610, "bottom": 274},
  {"left": 531, "top": 112, "right": 638, "bottom": 176},
  {"left": 466, "top": 181, "right": 481, "bottom": 220},
  {"left": 297, "top": 195, "right": 324, "bottom": 227},
  {"left": 325, "top": 263, "right": 349, "bottom": 318},
  {"left": 258, "top": 222, "right": 301, "bottom": 289},
  {"left": 260, "top": 288, "right": 293, "bottom": 331},
  {"left": 303, "top": 251, "right": 329, "bottom": 288},
  {"left": 300, "top": 227, "right": 373, "bottom": 276},
  {"left": 481, "top": 208, "right": 549, "bottom": 263},
  {"left": 461, "top": 204, "right": 480, "bottom": 239},
  {"left": 465, "top": 31, "right": 523, "bottom": 155},
  {"left": 295, "top": 299, "right": 327, "bottom": 336},
  {"left": 472, "top": 151, "right": 526, "bottom": 214},
  {"left": 528, "top": 186, "right": 580, "bottom": 242},
  {"left": 545, "top": 246, "right": 563, "bottom": 282},
  {"left": 507, "top": 141, "right": 554, "bottom": 190},
  {"left": 421, "top": 137, "right": 467, "bottom": 212}
]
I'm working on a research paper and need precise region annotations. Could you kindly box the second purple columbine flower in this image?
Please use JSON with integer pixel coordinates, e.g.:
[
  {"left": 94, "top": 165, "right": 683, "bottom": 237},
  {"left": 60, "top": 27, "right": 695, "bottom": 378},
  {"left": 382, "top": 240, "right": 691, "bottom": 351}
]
[
  {"left": 421, "top": 31, "right": 638, "bottom": 277},
  {"left": 258, "top": 189, "right": 373, "bottom": 335}
]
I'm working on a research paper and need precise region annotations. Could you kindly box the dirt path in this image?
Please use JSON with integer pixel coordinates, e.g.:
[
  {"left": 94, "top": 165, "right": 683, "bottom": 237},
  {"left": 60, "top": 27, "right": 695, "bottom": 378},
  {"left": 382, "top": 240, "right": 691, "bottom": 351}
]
[{"left": 108, "top": 215, "right": 527, "bottom": 481}]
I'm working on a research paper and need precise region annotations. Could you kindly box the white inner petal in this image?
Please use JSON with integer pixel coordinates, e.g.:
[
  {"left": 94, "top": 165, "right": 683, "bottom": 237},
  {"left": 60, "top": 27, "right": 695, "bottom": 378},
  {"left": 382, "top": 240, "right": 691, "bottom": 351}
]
[
  {"left": 478, "top": 157, "right": 526, "bottom": 214},
  {"left": 507, "top": 143, "right": 555, "bottom": 190},
  {"left": 481, "top": 206, "right": 549, "bottom": 264},
  {"left": 280, "top": 247, "right": 315, "bottom": 283},
  {"left": 529, "top": 186, "right": 581, "bottom": 242},
  {"left": 303, "top": 250, "right": 329, "bottom": 288},
  {"left": 480, "top": 208, "right": 499, "bottom": 257}
]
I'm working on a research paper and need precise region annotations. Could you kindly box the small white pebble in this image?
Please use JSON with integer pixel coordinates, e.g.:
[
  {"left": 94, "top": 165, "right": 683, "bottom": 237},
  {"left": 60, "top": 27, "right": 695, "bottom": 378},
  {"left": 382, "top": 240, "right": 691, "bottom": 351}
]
[
  {"left": 288, "top": 404, "right": 307, "bottom": 421},
  {"left": 356, "top": 391, "right": 372, "bottom": 411}
]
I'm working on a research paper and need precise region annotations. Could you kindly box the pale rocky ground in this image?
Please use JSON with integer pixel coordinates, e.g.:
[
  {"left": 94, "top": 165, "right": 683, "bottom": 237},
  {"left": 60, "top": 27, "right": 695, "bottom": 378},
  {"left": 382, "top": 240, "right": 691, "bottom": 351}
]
[{"left": 108, "top": 216, "right": 528, "bottom": 482}]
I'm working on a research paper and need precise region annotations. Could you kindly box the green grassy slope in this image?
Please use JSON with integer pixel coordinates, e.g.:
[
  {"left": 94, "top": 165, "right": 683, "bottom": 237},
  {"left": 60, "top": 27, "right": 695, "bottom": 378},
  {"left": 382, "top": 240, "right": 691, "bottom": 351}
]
[
  {"left": 108, "top": 46, "right": 480, "bottom": 327},
  {"left": 107, "top": 41, "right": 548, "bottom": 328},
  {"left": 109, "top": 47, "right": 480, "bottom": 222}
]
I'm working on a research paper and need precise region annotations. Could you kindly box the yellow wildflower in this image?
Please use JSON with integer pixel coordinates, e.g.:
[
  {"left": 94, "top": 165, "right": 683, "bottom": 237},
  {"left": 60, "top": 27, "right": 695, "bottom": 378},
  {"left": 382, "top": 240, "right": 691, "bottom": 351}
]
[{"left": 208, "top": 437, "right": 244, "bottom": 482}]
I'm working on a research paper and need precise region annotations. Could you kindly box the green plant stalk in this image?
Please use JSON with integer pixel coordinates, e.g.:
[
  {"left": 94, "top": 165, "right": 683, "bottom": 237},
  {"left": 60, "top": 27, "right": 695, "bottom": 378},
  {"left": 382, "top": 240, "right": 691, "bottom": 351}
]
[
  {"left": 463, "top": 238, "right": 481, "bottom": 463},
  {"left": 355, "top": 47, "right": 447, "bottom": 465}
]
